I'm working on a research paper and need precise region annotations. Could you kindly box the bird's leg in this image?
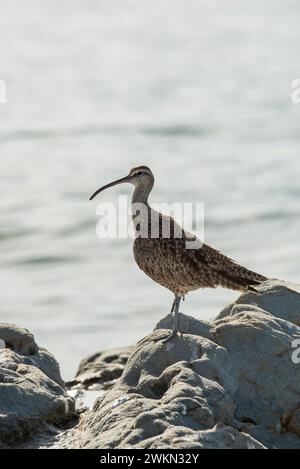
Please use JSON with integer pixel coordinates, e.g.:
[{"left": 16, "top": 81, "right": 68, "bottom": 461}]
[
  {"left": 174, "top": 295, "right": 182, "bottom": 333},
  {"left": 173, "top": 297, "right": 179, "bottom": 331},
  {"left": 170, "top": 297, "right": 176, "bottom": 313},
  {"left": 162, "top": 295, "right": 182, "bottom": 343}
]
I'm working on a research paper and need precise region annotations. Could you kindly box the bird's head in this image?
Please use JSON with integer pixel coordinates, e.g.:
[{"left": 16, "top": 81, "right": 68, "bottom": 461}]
[{"left": 89, "top": 165, "right": 154, "bottom": 200}]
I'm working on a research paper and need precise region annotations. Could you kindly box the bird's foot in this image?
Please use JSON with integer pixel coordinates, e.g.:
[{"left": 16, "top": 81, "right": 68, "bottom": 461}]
[
  {"left": 161, "top": 330, "right": 177, "bottom": 343},
  {"left": 161, "top": 329, "right": 183, "bottom": 343}
]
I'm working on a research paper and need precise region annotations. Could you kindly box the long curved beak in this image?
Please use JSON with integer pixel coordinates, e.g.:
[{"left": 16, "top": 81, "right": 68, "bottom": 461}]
[{"left": 89, "top": 175, "right": 131, "bottom": 200}]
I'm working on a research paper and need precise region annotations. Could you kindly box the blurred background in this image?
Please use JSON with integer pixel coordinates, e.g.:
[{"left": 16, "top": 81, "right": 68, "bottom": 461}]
[{"left": 0, "top": 0, "right": 299, "bottom": 379}]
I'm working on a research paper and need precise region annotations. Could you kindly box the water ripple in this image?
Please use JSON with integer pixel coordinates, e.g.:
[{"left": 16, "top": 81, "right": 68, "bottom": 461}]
[{"left": 0, "top": 123, "right": 212, "bottom": 143}]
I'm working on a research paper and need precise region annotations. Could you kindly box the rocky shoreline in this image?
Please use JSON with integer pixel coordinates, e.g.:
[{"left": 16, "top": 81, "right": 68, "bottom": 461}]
[{"left": 1, "top": 280, "right": 300, "bottom": 449}]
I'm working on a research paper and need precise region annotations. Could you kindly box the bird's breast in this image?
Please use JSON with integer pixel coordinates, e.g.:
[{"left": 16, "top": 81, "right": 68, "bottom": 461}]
[{"left": 132, "top": 237, "right": 198, "bottom": 294}]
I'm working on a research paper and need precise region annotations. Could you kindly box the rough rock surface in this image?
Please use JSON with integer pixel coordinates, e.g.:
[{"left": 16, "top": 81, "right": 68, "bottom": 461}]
[
  {"left": 67, "top": 280, "right": 300, "bottom": 449},
  {"left": 0, "top": 324, "right": 76, "bottom": 446},
  {"left": 67, "top": 347, "right": 134, "bottom": 389},
  {"left": 2, "top": 280, "right": 300, "bottom": 449}
]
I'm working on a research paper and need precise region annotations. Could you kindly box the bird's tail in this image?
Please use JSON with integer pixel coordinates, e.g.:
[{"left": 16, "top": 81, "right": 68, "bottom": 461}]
[
  {"left": 221, "top": 266, "right": 268, "bottom": 292},
  {"left": 198, "top": 243, "right": 268, "bottom": 292}
]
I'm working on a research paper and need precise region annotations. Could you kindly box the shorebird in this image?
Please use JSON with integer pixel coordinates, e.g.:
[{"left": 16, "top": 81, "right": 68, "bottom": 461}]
[{"left": 90, "top": 166, "right": 267, "bottom": 341}]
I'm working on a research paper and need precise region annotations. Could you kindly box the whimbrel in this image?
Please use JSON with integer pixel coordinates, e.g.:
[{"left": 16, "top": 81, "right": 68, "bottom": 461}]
[{"left": 90, "top": 166, "right": 267, "bottom": 341}]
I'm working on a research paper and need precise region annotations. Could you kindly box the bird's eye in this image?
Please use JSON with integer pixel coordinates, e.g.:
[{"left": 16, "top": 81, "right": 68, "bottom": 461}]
[{"left": 136, "top": 171, "right": 144, "bottom": 176}]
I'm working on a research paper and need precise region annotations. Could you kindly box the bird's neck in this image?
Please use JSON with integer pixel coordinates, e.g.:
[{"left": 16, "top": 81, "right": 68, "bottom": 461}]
[
  {"left": 132, "top": 185, "right": 150, "bottom": 205},
  {"left": 131, "top": 185, "right": 152, "bottom": 234}
]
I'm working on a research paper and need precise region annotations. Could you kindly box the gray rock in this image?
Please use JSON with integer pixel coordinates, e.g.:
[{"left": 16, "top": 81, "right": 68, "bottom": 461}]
[
  {"left": 68, "top": 280, "right": 300, "bottom": 449},
  {"left": 216, "top": 279, "right": 300, "bottom": 325},
  {"left": 0, "top": 324, "right": 76, "bottom": 446},
  {"left": 0, "top": 323, "right": 38, "bottom": 355},
  {"left": 67, "top": 347, "right": 134, "bottom": 389},
  {"left": 4, "top": 279, "right": 300, "bottom": 449},
  {"left": 134, "top": 424, "right": 265, "bottom": 449}
]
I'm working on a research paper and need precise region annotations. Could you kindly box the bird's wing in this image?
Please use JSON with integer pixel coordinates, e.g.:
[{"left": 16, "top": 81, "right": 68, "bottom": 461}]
[
  {"left": 182, "top": 232, "right": 266, "bottom": 284},
  {"left": 183, "top": 236, "right": 237, "bottom": 270}
]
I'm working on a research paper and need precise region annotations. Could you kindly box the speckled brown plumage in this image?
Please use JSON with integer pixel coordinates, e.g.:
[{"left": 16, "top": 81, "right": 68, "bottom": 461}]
[
  {"left": 133, "top": 234, "right": 266, "bottom": 296},
  {"left": 90, "top": 165, "right": 268, "bottom": 340},
  {"left": 133, "top": 212, "right": 267, "bottom": 297},
  {"left": 129, "top": 167, "right": 267, "bottom": 297}
]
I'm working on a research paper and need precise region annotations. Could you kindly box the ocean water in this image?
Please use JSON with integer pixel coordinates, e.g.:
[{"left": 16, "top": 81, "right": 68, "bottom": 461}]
[{"left": 0, "top": 0, "right": 300, "bottom": 379}]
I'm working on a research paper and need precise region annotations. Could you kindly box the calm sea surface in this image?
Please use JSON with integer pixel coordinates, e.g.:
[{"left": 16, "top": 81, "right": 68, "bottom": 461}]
[{"left": 0, "top": 0, "right": 300, "bottom": 379}]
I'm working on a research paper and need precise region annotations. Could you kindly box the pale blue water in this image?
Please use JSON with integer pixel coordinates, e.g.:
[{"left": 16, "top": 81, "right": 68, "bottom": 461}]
[{"left": 0, "top": 0, "right": 300, "bottom": 379}]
